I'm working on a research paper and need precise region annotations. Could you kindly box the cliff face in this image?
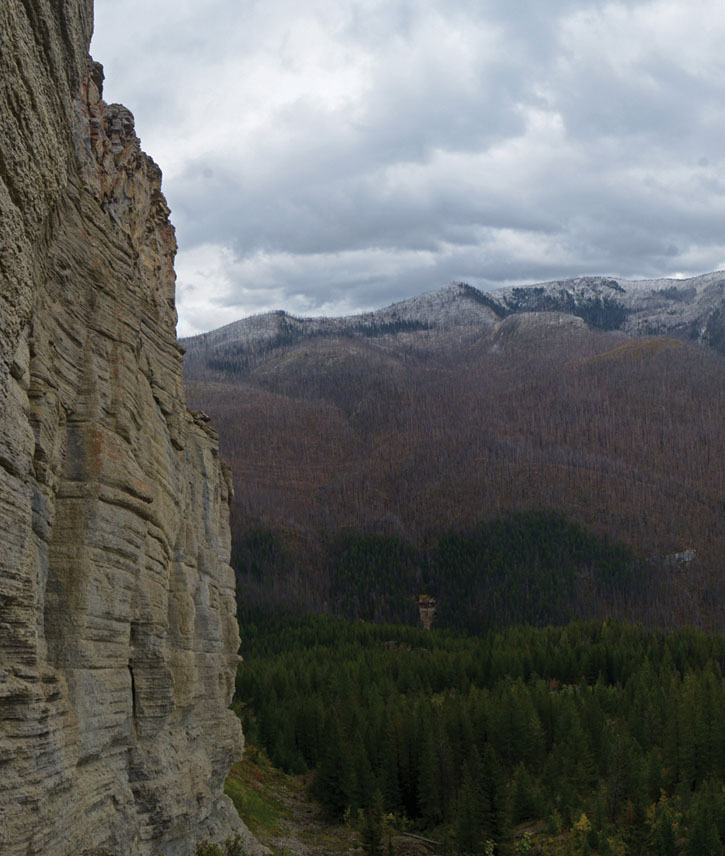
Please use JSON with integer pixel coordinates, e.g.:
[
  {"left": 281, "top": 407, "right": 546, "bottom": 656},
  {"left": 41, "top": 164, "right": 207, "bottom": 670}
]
[{"left": 0, "top": 3, "right": 257, "bottom": 854}]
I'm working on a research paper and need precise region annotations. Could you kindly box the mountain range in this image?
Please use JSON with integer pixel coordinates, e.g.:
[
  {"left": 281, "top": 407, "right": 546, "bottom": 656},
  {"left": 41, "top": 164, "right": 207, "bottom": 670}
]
[
  {"left": 183, "top": 272, "right": 725, "bottom": 371},
  {"left": 182, "top": 273, "right": 724, "bottom": 630}
]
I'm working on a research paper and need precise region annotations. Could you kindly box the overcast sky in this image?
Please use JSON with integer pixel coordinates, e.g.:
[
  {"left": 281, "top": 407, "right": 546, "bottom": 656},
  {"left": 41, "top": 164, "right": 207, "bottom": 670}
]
[{"left": 91, "top": 0, "right": 725, "bottom": 336}]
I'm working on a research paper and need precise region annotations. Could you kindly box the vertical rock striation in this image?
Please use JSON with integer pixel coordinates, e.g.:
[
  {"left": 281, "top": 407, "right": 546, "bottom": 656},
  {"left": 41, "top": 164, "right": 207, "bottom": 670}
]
[{"left": 0, "top": 2, "right": 259, "bottom": 854}]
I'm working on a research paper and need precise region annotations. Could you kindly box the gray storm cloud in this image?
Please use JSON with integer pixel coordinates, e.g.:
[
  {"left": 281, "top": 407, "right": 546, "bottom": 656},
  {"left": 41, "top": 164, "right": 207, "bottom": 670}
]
[{"left": 91, "top": 0, "right": 725, "bottom": 335}]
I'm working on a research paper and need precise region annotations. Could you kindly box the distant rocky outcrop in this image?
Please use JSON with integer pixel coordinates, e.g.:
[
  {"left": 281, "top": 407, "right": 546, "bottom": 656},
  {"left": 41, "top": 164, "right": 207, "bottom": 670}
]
[
  {"left": 0, "top": 3, "right": 259, "bottom": 854},
  {"left": 492, "top": 273, "right": 725, "bottom": 348}
]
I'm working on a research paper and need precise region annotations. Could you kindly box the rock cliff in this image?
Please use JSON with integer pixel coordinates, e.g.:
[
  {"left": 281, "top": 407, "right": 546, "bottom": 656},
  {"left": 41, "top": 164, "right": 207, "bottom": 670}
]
[{"left": 0, "top": 2, "right": 259, "bottom": 854}]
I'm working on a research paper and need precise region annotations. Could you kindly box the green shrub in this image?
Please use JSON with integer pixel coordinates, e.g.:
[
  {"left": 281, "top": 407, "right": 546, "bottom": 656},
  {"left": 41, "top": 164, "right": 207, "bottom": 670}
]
[{"left": 193, "top": 834, "right": 245, "bottom": 856}]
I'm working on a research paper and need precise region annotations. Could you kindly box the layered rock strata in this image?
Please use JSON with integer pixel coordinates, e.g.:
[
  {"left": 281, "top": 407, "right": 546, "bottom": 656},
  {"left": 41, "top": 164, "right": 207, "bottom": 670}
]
[{"left": 0, "top": 2, "right": 258, "bottom": 853}]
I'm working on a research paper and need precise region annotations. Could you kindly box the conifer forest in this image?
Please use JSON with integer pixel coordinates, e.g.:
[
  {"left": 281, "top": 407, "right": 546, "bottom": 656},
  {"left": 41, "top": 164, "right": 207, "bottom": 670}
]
[{"left": 234, "top": 614, "right": 725, "bottom": 855}]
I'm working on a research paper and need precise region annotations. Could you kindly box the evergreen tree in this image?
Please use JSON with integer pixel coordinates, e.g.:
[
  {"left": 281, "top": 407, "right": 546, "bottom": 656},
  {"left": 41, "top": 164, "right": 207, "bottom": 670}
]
[
  {"left": 652, "top": 807, "right": 677, "bottom": 856},
  {"left": 381, "top": 715, "right": 403, "bottom": 813},
  {"left": 687, "top": 797, "right": 722, "bottom": 856},
  {"left": 623, "top": 795, "right": 650, "bottom": 856},
  {"left": 351, "top": 730, "right": 376, "bottom": 812},
  {"left": 512, "top": 762, "right": 540, "bottom": 824},
  {"left": 606, "top": 724, "right": 635, "bottom": 822},
  {"left": 623, "top": 758, "right": 650, "bottom": 856},
  {"left": 361, "top": 790, "right": 385, "bottom": 856},
  {"left": 312, "top": 718, "right": 354, "bottom": 818},
  {"left": 418, "top": 731, "right": 443, "bottom": 825},
  {"left": 456, "top": 763, "right": 483, "bottom": 855}
]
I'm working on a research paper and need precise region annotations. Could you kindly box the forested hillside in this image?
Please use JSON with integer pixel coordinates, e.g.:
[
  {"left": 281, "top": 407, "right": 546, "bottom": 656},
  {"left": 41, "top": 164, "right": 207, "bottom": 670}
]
[
  {"left": 234, "top": 510, "right": 650, "bottom": 632},
  {"left": 185, "top": 309, "right": 724, "bottom": 630},
  {"left": 184, "top": 288, "right": 725, "bottom": 853},
  {"left": 235, "top": 614, "right": 725, "bottom": 855}
]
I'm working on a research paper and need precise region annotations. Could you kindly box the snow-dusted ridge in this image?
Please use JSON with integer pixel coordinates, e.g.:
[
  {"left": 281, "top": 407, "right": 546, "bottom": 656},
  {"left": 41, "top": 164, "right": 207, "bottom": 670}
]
[{"left": 181, "top": 272, "right": 725, "bottom": 357}]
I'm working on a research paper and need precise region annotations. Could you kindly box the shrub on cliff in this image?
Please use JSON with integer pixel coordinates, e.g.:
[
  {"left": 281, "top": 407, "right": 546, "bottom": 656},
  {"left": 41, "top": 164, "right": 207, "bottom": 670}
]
[{"left": 193, "top": 834, "right": 245, "bottom": 856}]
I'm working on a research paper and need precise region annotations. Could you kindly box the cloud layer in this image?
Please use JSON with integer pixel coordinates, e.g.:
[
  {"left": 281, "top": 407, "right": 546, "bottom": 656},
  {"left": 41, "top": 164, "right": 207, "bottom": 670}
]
[{"left": 91, "top": 0, "right": 725, "bottom": 335}]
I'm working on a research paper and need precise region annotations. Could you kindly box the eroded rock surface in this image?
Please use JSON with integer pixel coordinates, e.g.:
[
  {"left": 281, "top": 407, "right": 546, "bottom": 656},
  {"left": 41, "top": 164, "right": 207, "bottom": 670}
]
[{"left": 0, "top": 2, "right": 259, "bottom": 854}]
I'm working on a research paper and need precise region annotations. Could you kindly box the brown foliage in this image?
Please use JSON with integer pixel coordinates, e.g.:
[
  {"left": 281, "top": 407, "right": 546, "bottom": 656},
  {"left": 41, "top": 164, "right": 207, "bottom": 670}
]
[{"left": 185, "top": 321, "right": 724, "bottom": 627}]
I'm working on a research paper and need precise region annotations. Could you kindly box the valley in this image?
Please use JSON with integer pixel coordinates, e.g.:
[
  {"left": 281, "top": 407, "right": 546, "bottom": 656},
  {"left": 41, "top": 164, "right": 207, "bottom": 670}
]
[
  {"left": 3, "top": 1, "right": 724, "bottom": 853},
  {"left": 185, "top": 276, "right": 725, "bottom": 853}
]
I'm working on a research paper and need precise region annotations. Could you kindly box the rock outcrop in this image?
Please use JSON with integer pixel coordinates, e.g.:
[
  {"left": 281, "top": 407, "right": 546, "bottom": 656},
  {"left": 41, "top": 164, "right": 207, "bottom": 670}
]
[{"left": 0, "top": 2, "right": 259, "bottom": 854}]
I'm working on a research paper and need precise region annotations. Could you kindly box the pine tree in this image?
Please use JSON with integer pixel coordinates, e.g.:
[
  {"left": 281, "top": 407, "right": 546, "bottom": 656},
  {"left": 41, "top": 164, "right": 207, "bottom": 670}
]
[
  {"left": 418, "top": 731, "right": 443, "bottom": 825},
  {"left": 456, "top": 763, "right": 482, "bottom": 855},
  {"left": 651, "top": 807, "right": 677, "bottom": 856},
  {"left": 623, "top": 757, "right": 650, "bottom": 856},
  {"left": 361, "top": 790, "right": 385, "bottom": 856},
  {"left": 381, "top": 716, "right": 403, "bottom": 814},
  {"left": 623, "top": 795, "right": 650, "bottom": 856},
  {"left": 312, "top": 717, "right": 354, "bottom": 818},
  {"left": 512, "top": 762, "right": 540, "bottom": 824},
  {"left": 687, "top": 796, "right": 723, "bottom": 856},
  {"left": 351, "top": 730, "right": 376, "bottom": 812}
]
